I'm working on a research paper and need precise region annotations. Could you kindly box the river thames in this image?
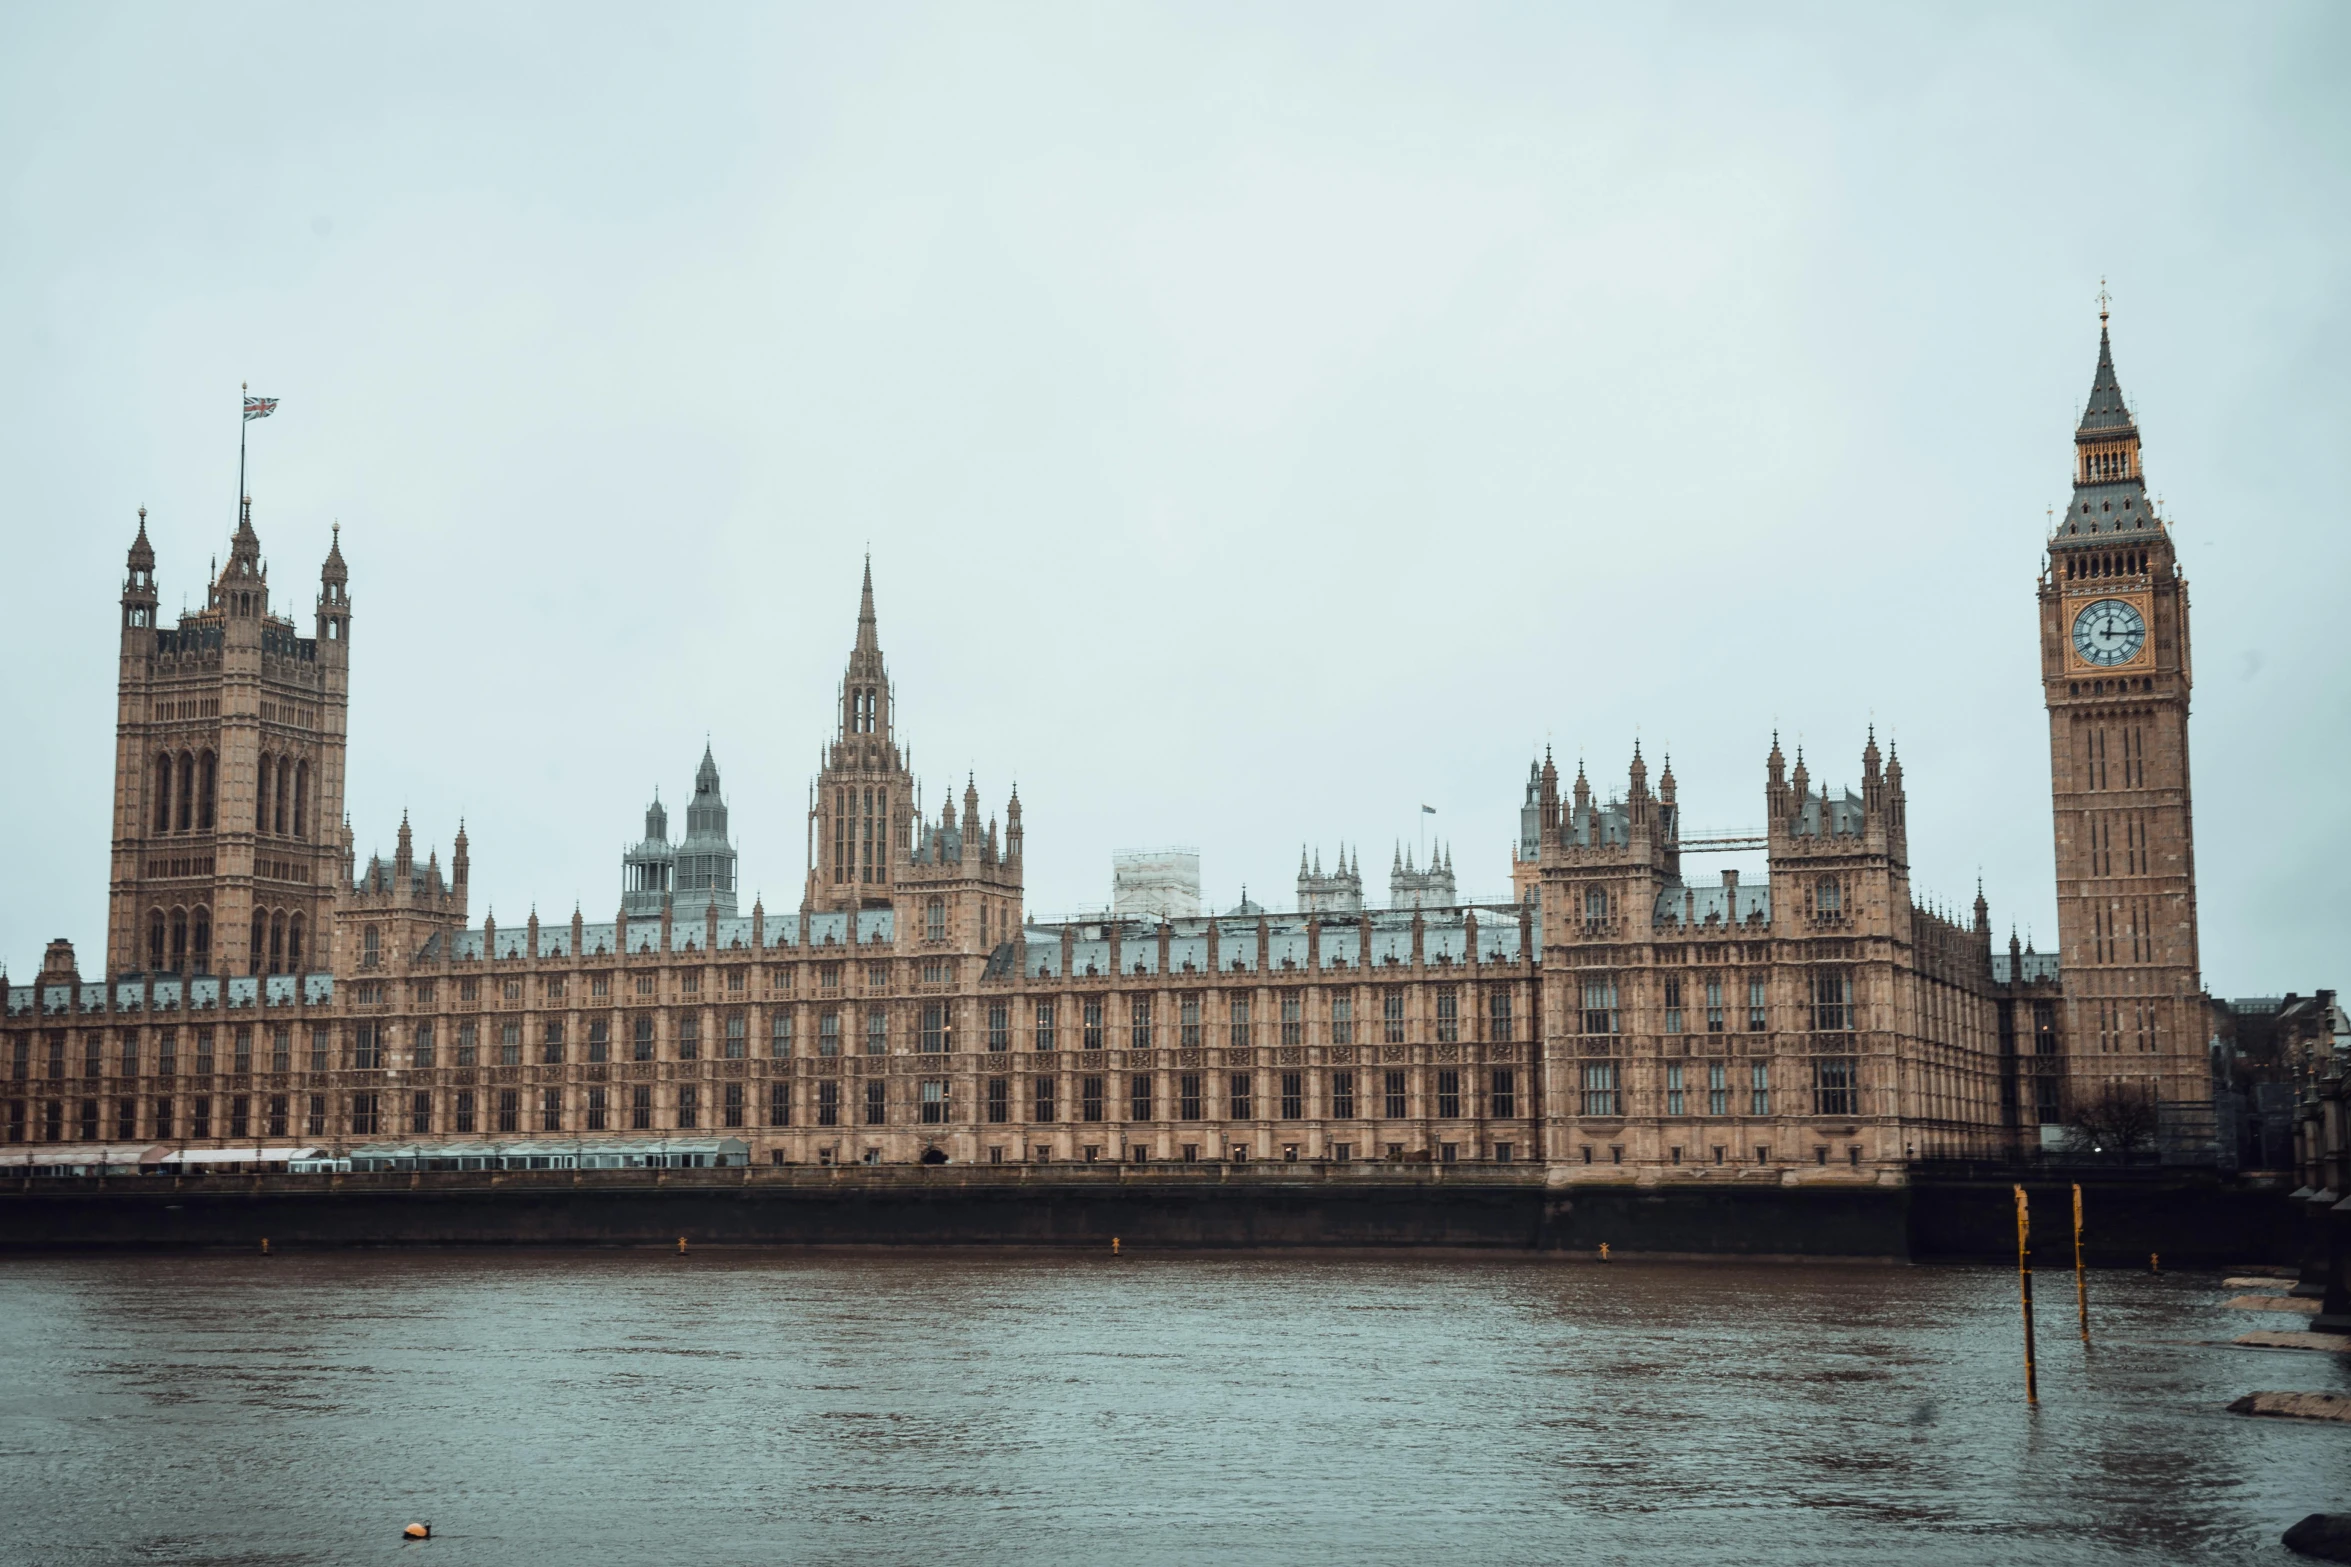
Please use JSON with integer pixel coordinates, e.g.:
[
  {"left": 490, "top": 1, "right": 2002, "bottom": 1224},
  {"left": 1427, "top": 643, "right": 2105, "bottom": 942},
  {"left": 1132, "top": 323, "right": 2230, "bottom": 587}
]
[{"left": 0, "top": 1251, "right": 2340, "bottom": 1565}]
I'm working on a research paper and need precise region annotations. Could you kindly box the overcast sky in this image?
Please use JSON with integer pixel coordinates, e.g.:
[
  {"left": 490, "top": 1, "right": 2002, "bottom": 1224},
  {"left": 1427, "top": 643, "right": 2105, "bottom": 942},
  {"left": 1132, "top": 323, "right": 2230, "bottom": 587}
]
[{"left": 3, "top": 4, "right": 2345, "bottom": 995}]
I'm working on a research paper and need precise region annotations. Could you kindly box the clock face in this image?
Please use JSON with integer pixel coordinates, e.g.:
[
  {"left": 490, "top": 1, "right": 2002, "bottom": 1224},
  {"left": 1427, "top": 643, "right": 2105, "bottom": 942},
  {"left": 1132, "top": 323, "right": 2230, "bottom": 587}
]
[{"left": 2072, "top": 598, "right": 2146, "bottom": 667}]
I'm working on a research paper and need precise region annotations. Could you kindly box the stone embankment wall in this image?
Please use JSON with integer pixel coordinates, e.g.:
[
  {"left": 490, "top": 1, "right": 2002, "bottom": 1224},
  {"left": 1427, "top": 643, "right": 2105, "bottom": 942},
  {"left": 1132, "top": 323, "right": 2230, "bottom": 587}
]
[{"left": 0, "top": 1166, "right": 2295, "bottom": 1261}]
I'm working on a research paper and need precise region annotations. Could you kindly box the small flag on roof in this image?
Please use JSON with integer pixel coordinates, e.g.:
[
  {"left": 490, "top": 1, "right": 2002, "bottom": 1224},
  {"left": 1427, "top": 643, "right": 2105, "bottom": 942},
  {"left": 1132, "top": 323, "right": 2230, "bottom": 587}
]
[
  {"left": 243, "top": 394, "right": 279, "bottom": 421},
  {"left": 1421, "top": 804, "right": 1436, "bottom": 814}
]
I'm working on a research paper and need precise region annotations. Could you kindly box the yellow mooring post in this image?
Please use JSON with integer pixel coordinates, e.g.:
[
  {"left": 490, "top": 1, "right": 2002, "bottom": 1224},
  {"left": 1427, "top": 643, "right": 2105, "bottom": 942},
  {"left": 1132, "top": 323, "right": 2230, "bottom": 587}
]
[
  {"left": 2014, "top": 1185, "right": 2038, "bottom": 1406},
  {"left": 2072, "top": 1184, "right": 2089, "bottom": 1344}
]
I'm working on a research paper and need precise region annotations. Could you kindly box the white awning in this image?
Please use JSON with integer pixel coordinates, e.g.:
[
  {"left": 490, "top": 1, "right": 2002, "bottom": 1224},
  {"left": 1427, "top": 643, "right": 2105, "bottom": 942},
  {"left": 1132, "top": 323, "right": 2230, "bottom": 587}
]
[
  {"left": 0, "top": 1143, "right": 168, "bottom": 1168},
  {"left": 157, "top": 1146, "right": 323, "bottom": 1166}
]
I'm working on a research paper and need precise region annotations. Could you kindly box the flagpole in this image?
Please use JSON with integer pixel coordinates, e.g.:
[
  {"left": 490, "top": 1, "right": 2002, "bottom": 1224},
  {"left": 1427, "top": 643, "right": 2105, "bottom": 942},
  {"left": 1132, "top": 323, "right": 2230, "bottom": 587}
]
[{"left": 237, "top": 380, "right": 248, "bottom": 519}]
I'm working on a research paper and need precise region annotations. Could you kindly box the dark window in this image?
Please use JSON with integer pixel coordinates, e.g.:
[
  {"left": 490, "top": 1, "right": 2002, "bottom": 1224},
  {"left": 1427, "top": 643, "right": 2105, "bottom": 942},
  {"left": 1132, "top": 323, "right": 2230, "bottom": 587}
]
[
  {"left": 1384, "top": 1069, "right": 1407, "bottom": 1120},
  {"left": 1179, "top": 1073, "right": 1202, "bottom": 1121},
  {"left": 1383, "top": 988, "right": 1405, "bottom": 1043},
  {"left": 1487, "top": 987, "right": 1512, "bottom": 1042},
  {"left": 496, "top": 1089, "right": 519, "bottom": 1133},
  {"left": 1279, "top": 992, "right": 1301, "bottom": 1048},
  {"left": 864, "top": 1080, "right": 886, "bottom": 1125},
  {"left": 1581, "top": 979, "right": 1618, "bottom": 1036},
  {"left": 1811, "top": 970, "right": 1853, "bottom": 1032},
  {"left": 1033, "top": 999, "right": 1056, "bottom": 1052},
  {"left": 542, "top": 1087, "right": 563, "bottom": 1132},
  {"left": 633, "top": 1016, "right": 655, "bottom": 1061},
  {"left": 1228, "top": 1072, "right": 1253, "bottom": 1121},
  {"left": 678, "top": 1018, "right": 700, "bottom": 1061},
  {"left": 1436, "top": 1069, "right": 1460, "bottom": 1119},
  {"left": 1131, "top": 994, "right": 1152, "bottom": 1050},
  {"left": 631, "top": 1084, "right": 652, "bottom": 1131},
  {"left": 1811, "top": 1057, "right": 1857, "bottom": 1116},
  {"left": 1083, "top": 997, "right": 1104, "bottom": 1052},
  {"left": 725, "top": 1014, "right": 746, "bottom": 1059},
  {"left": 1332, "top": 1070, "right": 1356, "bottom": 1120},
  {"left": 352, "top": 1090, "right": 381, "bottom": 1135},
  {"left": 587, "top": 1019, "right": 609, "bottom": 1063},
  {"left": 451, "top": 1091, "right": 473, "bottom": 1135},
  {"left": 1279, "top": 1071, "right": 1302, "bottom": 1120},
  {"left": 767, "top": 1081, "right": 789, "bottom": 1127},
  {"left": 1434, "top": 987, "right": 1458, "bottom": 1044},
  {"left": 920, "top": 1079, "right": 949, "bottom": 1124},
  {"left": 1130, "top": 1073, "right": 1153, "bottom": 1121},
  {"left": 920, "top": 1003, "right": 946, "bottom": 1053},
  {"left": 988, "top": 1003, "right": 1009, "bottom": 1052},
  {"left": 1034, "top": 1075, "right": 1056, "bottom": 1122},
  {"left": 986, "top": 1077, "right": 1009, "bottom": 1123},
  {"left": 407, "top": 1090, "right": 428, "bottom": 1135},
  {"left": 1491, "top": 1068, "right": 1516, "bottom": 1118},
  {"left": 817, "top": 1081, "right": 840, "bottom": 1127},
  {"left": 542, "top": 1020, "right": 565, "bottom": 1064},
  {"left": 1082, "top": 1075, "right": 1105, "bottom": 1122},
  {"left": 588, "top": 1087, "right": 608, "bottom": 1130}
]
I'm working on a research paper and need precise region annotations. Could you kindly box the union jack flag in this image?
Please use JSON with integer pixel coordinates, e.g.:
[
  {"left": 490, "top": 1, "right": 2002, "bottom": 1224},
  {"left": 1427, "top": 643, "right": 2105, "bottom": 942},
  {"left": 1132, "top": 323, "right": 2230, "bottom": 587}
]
[{"left": 243, "top": 394, "right": 279, "bottom": 421}]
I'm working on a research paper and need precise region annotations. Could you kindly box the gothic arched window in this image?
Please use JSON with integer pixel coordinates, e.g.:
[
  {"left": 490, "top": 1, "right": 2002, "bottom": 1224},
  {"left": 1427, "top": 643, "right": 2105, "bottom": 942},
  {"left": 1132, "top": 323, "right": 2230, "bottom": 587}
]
[
  {"left": 256, "top": 751, "right": 273, "bottom": 832},
  {"left": 177, "top": 750, "right": 195, "bottom": 832},
  {"left": 155, "top": 754, "right": 173, "bottom": 833},
  {"left": 288, "top": 915, "right": 305, "bottom": 973},
  {"left": 169, "top": 908, "right": 188, "bottom": 973},
  {"left": 191, "top": 907, "right": 211, "bottom": 973},
  {"left": 198, "top": 751, "right": 217, "bottom": 830},
  {"left": 293, "top": 761, "right": 308, "bottom": 839},
  {"left": 148, "top": 908, "right": 167, "bottom": 971},
  {"left": 927, "top": 897, "right": 945, "bottom": 942}
]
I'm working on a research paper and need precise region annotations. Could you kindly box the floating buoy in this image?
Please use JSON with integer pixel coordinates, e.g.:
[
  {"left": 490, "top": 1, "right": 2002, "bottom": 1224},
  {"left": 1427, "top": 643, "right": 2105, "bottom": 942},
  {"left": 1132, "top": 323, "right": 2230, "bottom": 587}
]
[
  {"left": 677, "top": 1236, "right": 688, "bottom": 1256},
  {"left": 260, "top": 1237, "right": 270, "bottom": 1255},
  {"left": 1600, "top": 1242, "right": 1611, "bottom": 1262},
  {"left": 402, "top": 1522, "right": 431, "bottom": 1540},
  {"left": 2150, "top": 1252, "right": 2161, "bottom": 1275},
  {"left": 1111, "top": 1236, "right": 1121, "bottom": 1256}
]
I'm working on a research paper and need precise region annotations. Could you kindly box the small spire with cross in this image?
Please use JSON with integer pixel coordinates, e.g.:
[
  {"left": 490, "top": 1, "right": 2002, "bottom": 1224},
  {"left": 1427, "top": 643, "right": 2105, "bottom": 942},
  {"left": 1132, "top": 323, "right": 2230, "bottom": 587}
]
[{"left": 2096, "top": 277, "right": 2110, "bottom": 324}]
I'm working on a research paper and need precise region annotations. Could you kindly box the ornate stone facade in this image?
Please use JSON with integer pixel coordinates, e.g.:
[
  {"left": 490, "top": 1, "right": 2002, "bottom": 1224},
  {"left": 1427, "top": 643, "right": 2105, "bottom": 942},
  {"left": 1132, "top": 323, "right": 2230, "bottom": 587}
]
[{"left": 3, "top": 322, "right": 2210, "bottom": 1174}]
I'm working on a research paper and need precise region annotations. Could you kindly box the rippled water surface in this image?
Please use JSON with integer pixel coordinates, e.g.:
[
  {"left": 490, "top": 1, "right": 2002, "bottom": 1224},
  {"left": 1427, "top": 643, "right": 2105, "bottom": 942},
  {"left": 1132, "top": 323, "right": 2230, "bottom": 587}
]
[{"left": 0, "top": 1250, "right": 2343, "bottom": 1565}]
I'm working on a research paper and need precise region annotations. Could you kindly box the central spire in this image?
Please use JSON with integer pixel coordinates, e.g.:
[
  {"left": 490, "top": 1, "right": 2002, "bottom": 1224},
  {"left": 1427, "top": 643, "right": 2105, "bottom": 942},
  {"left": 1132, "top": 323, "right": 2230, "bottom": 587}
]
[
  {"left": 855, "top": 554, "right": 879, "bottom": 658},
  {"left": 839, "top": 557, "right": 892, "bottom": 743},
  {"left": 2077, "top": 319, "right": 2137, "bottom": 438}
]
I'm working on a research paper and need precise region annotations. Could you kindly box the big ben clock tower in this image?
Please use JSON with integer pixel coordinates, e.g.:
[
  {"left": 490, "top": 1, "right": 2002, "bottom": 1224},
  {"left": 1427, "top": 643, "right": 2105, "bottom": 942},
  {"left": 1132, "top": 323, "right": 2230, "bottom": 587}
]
[{"left": 2039, "top": 306, "right": 2204, "bottom": 1121}]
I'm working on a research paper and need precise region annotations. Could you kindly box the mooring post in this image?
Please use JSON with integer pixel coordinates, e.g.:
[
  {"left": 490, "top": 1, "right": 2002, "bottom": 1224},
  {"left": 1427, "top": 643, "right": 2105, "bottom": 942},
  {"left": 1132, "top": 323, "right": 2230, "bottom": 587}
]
[
  {"left": 2014, "top": 1184, "right": 2037, "bottom": 1406},
  {"left": 2072, "top": 1183, "right": 2089, "bottom": 1344}
]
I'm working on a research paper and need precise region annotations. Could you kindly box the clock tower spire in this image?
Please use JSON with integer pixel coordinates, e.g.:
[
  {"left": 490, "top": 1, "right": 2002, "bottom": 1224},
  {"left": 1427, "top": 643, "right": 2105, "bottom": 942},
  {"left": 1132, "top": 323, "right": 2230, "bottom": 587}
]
[{"left": 2037, "top": 303, "right": 2203, "bottom": 1138}]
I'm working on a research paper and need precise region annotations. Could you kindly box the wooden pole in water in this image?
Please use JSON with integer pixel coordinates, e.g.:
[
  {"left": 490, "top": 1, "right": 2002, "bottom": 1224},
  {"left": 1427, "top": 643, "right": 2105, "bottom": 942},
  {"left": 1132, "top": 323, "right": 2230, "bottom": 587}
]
[
  {"left": 2014, "top": 1184, "right": 2037, "bottom": 1405},
  {"left": 2072, "top": 1183, "right": 2089, "bottom": 1344}
]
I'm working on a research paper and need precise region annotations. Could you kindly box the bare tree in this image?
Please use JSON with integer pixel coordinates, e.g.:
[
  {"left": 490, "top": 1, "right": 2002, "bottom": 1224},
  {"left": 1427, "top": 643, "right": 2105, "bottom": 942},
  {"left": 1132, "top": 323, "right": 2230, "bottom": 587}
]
[{"left": 2065, "top": 1082, "right": 2160, "bottom": 1159}]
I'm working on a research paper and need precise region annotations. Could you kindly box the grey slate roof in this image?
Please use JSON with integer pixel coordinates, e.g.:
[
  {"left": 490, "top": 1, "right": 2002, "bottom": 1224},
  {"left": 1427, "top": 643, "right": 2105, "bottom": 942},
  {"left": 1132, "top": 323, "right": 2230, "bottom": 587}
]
[
  {"left": 1654, "top": 882, "right": 1773, "bottom": 928},
  {"left": 2078, "top": 325, "right": 2135, "bottom": 434},
  {"left": 1990, "top": 952, "right": 2062, "bottom": 985}
]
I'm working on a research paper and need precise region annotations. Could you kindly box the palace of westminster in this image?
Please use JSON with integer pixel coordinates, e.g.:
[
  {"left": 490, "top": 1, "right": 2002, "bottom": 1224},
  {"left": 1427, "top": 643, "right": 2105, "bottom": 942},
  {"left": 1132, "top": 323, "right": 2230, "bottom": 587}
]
[{"left": 3, "top": 321, "right": 2210, "bottom": 1178}]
